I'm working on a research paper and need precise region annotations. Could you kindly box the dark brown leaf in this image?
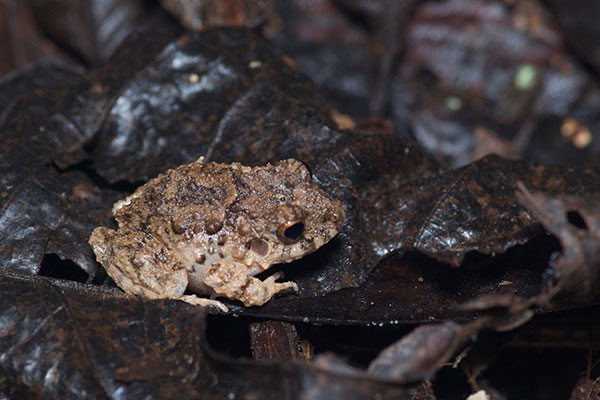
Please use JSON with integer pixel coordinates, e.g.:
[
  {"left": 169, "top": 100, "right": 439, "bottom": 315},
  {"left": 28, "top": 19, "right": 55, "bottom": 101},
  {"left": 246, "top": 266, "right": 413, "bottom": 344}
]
[
  {"left": 29, "top": 0, "right": 144, "bottom": 63},
  {"left": 0, "top": 22, "right": 182, "bottom": 278},
  {"left": 160, "top": 0, "right": 271, "bottom": 31},
  {"left": 269, "top": 0, "right": 378, "bottom": 120},
  {"left": 548, "top": 0, "right": 600, "bottom": 74},
  {"left": 0, "top": 273, "right": 205, "bottom": 398},
  {"left": 226, "top": 233, "right": 558, "bottom": 324},
  {"left": 0, "top": 61, "right": 83, "bottom": 120},
  {"left": 363, "top": 155, "right": 600, "bottom": 265},
  {"left": 0, "top": 0, "right": 68, "bottom": 77},
  {"left": 395, "top": 0, "right": 600, "bottom": 170},
  {"left": 516, "top": 184, "right": 600, "bottom": 299},
  {"left": 0, "top": 273, "right": 420, "bottom": 399},
  {"left": 367, "top": 321, "right": 476, "bottom": 383},
  {"left": 0, "top": 169, "right": 121, "bottom": 279}
]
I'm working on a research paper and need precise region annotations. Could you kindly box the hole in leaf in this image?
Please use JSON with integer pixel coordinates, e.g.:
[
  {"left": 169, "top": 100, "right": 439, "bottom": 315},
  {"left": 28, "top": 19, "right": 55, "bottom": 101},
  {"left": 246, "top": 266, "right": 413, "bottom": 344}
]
[
  {"left": 40, "top": 254, "right": 89, "bottom": 282},
  {"left": 566, "top": 210, "right": 587, "bottom": 230}
]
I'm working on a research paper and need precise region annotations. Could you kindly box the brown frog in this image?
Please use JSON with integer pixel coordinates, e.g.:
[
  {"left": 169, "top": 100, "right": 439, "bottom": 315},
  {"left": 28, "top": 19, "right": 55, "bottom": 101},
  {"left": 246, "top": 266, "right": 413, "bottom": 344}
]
[{"left": 89, "top": 157, "right": 345, "bottom": 312}]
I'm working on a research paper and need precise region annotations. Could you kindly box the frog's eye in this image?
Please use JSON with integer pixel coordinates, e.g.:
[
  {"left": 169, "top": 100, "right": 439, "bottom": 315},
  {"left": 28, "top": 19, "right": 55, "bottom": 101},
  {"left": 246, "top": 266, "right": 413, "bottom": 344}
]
[{"left": 277, "top": 220, "right": 305, "bottom": 244}]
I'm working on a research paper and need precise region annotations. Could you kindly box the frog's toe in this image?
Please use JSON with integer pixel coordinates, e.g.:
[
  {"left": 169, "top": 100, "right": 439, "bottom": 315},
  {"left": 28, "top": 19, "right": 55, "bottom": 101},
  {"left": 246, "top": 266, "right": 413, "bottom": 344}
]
[
  {"left": 179, "top": 295, "right": 229, "bottom": 313},
  {"left": 278, "top": 281, "right": 299, "bottom": 292}
]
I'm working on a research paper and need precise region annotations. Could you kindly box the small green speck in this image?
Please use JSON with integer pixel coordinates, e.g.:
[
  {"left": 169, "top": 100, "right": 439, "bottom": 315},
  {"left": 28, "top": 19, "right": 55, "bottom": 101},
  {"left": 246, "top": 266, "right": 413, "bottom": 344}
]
[
  {"left": 514, "top": 64, "right": 537, "bottom": 90},
  {"left": 444, "top": 96, "right": 463, "bottom": 111}
]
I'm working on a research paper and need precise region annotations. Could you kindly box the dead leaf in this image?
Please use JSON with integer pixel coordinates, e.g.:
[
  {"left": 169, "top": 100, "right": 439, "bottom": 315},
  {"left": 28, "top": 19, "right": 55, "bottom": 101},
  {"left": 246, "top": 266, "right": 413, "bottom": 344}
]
[
  {"left": 367, "top": 321, "right": 476, "bottom": 383},
  {"left": 516, "top": 183, "right": 600, "bottom": 299},
  {"left": 160, "top": 0, "right": 271, "bottom": 31},
  {"left": 0, "top": 23, "right": 181, "bottom": 279},
  {"left": 0, "top": 169, "right": 121, "bottom": 279},
  {"left": 29, "top": 0, "right": 144, "bottom": 62},
  {"left": 0, "top": 273, "right": 421, "bottom": 399},
  {"left": 363, "top": 155, "right": 600, "bottom": 265}
]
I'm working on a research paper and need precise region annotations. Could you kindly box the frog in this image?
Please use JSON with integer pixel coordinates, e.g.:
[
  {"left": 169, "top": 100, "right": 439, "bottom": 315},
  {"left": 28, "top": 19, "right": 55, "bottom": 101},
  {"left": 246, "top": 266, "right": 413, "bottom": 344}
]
[{"left": 89, "top": 157, "right": 345, "bottom": 313}]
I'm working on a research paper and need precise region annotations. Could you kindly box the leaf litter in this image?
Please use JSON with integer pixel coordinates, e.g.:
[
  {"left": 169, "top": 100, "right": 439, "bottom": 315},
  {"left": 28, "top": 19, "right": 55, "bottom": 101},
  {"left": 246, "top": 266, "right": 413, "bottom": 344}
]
[{"left": 1, "top": 1, "right": 600, "bottom": 398}]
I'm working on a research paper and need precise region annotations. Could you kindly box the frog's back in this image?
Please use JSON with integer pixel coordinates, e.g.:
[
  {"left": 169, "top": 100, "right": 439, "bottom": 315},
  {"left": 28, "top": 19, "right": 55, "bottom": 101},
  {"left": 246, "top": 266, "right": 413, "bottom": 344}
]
[{"left": 112, "top": 160, "right": 239, "bottom": 238}]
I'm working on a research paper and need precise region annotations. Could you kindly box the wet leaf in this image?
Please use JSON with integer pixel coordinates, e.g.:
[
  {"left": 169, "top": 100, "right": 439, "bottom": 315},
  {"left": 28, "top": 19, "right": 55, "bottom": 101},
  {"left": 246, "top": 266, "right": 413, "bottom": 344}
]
[
  {"left": 0, "top": 22, "right": 182, "bottom": 278},
  {"left": 269, "top": 1, "right": 379, "bottom": 120},
  {"left": 0, "top": 0, "right": 68, "bottom": 76},
  {"left": 367, "top": 321, "right": 475, "bottom": 383},
  {"left": 226, "top": 232, "right": 558, "bottom": 324},
  {"left": 516, "top": 184, "right": 600, "bottom": 299},
  {"left": 395, "top": 0, "right": 600, "bottom": 169},
  {"left": 160, "top": 0, "right": 271, "bottom": 31},
  {"left": 2, "top": 9, "right": 600, "bottom": 398},
  {"left": 0, "top": 273, "right": 205, "bottom": 398},
  {"left": 29, "top": 0, "right": 144, "bottom": 63},
  {"left": 0, "top": 169, "right": 121, "bottom": 279},
  {"left": 0, "top": 273, "right": 420, "bottom": 399},
  {"left": 0, "top": 61, "right": 83, "bottom": 119},
  {"left": 363, "top": 155, "right": 600, "bottom": 265},
  {"left": 548, "top": 0, "right": 600, "bottom": 74}
]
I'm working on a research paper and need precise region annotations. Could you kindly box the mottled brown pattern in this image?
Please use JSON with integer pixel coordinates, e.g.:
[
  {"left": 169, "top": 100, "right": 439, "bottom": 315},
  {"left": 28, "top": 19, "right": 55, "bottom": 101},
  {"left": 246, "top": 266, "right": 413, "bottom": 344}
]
[{"left": 89, "top": 158, "right": 344, "bottom": 311}]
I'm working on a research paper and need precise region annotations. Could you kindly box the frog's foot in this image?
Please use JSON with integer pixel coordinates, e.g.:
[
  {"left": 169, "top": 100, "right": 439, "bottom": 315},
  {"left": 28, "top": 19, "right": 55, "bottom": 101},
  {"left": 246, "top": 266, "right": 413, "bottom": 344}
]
[
  {"left": 240, "top": 272, "right": 298, "bottom": 306},
  {"left": 204, "top": 266, "right": 299, "bottom": 307},
  {"left": 263, "top": 271, "right": 299, "bottom": 293},
  {"left": 179, "top": 295, "right": 229, "bottom": 313}
]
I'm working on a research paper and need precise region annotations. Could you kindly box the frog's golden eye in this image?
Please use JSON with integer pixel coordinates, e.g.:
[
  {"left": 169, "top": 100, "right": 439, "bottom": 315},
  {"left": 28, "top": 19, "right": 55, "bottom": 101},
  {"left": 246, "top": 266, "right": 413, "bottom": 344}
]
[{"left": 276, "top": 220, "right": 305, "bottom": 244}]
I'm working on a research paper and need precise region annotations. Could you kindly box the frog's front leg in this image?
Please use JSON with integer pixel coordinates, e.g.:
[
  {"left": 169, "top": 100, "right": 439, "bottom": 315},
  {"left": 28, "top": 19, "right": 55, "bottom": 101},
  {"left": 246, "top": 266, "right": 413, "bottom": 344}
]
[
  {"left": 203, "top": 263, "right": 299, "bottom": 307},
  {"left": 89, "top": 227, "right": 229, "bottom": 313}
]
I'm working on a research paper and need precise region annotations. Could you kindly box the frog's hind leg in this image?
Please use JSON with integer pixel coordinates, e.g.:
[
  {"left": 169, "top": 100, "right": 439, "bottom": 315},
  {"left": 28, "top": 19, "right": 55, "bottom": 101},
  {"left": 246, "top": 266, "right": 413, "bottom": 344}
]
[
  {"left": 89, "top": 227, "right": 188, "bottom": 299},
  {"left": 89, "top": 227, "right": 228, "bottom": 313}
]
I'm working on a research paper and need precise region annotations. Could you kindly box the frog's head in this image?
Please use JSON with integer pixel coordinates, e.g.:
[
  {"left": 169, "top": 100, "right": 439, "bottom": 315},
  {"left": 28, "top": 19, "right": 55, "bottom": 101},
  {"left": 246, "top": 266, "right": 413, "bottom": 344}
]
[{"left": 230, "top": 159, "right": 345, "bottom": 270}]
